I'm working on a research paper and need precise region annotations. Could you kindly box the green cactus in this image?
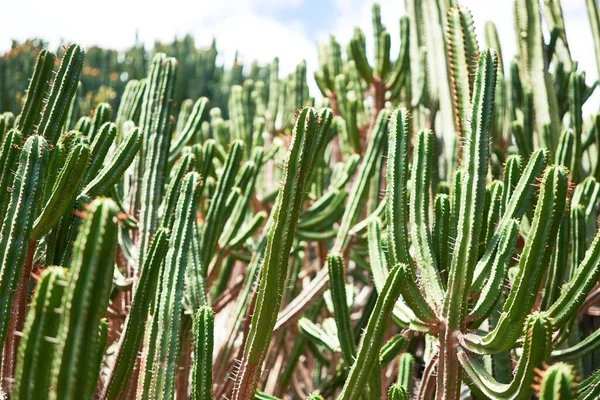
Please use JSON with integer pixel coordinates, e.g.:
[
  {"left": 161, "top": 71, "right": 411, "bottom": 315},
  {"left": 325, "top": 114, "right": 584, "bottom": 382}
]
[
  {"left": 3, "top": 2, "right": 600, "bottom": 398},
  {"left": 191, "top": 306, "right": 214, "bottom": 400},
  {"left": 49, "top": 198, "right": 119, "bottom": 400},
  {"left": 103, "top": 228, "right": 169, "bottom": 400},
  {"left": 13, "top": 267, "right": 67, "bottom": 400},
  {"left": 0, "top": 135, "right": 48, "bottom": 364},
  {"left": 232, "top": 107, "right": 329, "bottom": 399}
]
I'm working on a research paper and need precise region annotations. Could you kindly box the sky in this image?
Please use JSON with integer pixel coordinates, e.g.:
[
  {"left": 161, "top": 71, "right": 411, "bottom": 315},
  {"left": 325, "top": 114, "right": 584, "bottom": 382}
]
[{"left": 2, "top": 0, "right": 599, "bottom": 89}]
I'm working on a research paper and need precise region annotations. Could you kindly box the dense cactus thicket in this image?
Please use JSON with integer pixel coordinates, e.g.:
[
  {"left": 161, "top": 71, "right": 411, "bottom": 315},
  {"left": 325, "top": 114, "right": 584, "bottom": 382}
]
[{"left": 4, "top": 0, "right": 600, "bottom": 398}]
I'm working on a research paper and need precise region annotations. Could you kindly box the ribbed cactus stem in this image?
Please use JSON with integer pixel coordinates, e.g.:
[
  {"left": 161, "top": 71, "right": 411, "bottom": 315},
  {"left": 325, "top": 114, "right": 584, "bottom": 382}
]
[
  {"left": 49, "top": 198, "right": 119, "bottom": 400},
  {"left": 13, "top": 267, "right": 66, "bottom": 400},
  {"left": 0, "top": 135, "right": 48, "bottom": 367},
  {"left": 103, "top": 228, "right": 169, "bottom": 400},
  {"left": 440, "top": 48, "right": 498, "bottom": 399},
  {"left": 150, "top": 172, "right": 200, "bottom": 399},
  {"left": 232, "top": 108, "right": 327, "bottom": 400},
  {"left": 191, "top": 306, "right": 214, "bottom": 400},
  {"left": 337, "top": 264, "right": 405, "bottom": 399}
]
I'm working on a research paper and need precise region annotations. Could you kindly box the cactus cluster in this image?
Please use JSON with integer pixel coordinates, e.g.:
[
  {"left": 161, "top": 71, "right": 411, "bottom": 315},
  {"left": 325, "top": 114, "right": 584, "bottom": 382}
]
[{"left": 2, "top": 0, "right": 600, "bottom": 398}]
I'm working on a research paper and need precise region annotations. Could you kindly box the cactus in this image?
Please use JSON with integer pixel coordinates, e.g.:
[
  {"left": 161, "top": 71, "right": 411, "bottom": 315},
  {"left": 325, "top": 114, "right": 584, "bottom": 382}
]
[
  {"left": 13, "top": 267, "right": 66, "bottom": 400},
  {"left": 3, "top": 2, "right": 600, "bottom": 398},
  {"left": 191, "top": 306, "right": 214, "bottom": 400},
  {"left": 0, "top": 135, "right": 48, "bottom": 366},
  {"left": 141, "top": 172, "right": 200, "bottom": 399},
  {"left": 533, "top": 362, "right": 577, "bottom": 400},
  {"left": 232, "top": 107, "right": 329, "bottom": 399},
  {"left": 49, "top": 198, "right": 119, "bottom": 400},
  {"left": 103, "top": 228, "right": 169, "bottom": 400}
]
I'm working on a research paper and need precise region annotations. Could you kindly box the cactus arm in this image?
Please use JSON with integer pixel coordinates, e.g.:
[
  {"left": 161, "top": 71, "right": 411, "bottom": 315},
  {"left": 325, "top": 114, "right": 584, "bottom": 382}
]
[
  {"left": 82, "top": 122, "right": 117, "bottom": 185},
  {"left": 543, "top": 0, "right": 572, "bottom": 66},
  {"left": 215, "top": 234, "right": 267, "bottom": 379},
  {"left": 74, "top": 117, "right": 91, "bottom": 136},
  {"left": 444, "top": 48, "right": 497, "bottom": 319},
  {"left": 536, "top": 362, "right": 576, "bottom": 400},
  {"left": 541, "top": 211, "right": 570, "bottom": 311},
  {"left": 232, "top": 108, "right": 325, "bottom": 400},
  {"left": 49, "top": 198, "right": 119, "bottom": 400},
  {"left": 0, "top": 129, "right": 23, "bottom": 218},
  {"left": 379, "top": 334, "right": 409, "bottom": 366},
  {"left": 449, "top": 169, "right": 463, "bottom": 240},
  {"left": 32, "top": 142, "right": 90, "bottom": 239},
  {"left": 298, "top": 189, "right": 348, "bottom": 230},
  {"left": 227, "top": 212, "right": 267, "bottom": 249},
  {"left": 386, "top": 107, "right": 412, "bottom": 267},
  {"left": 570, "top": 72, "right": 584, "bottom": 182},
  {"left": 137, "top": 314, "right": 159, "bottom": 399},
  {"left": 327, "top": 253, "right": 356, "bottom": 366},
  {"left": 546, "top": 222, "right": 600, "bottom": 328},
  {"left": 464, "top": 166, "right": 567, "bottom": 354},
  {"left": 151, "top": 172, "right": 200, "bottom": 399},
  {"left": 298, "top": 318, "right": 340, "bottom": 352},
  {"left": 446, "top": 7, "right": 476, "bottom": 139},
  {"left": 191, "top": 306, "right": 214, "bottom": 400},
  {"left": 13, "top": 267, "right": 66, "bottom": 400},
  {"left": 385, "top": 16, "right": 410, "bottom": 94},
  {"left": 337, "top": 264, "right": 405, "bottom": 400},
  {"left": 468, "top": 219, "right": 518, "bottom": 323},
  {"left": 482, "top": 182, "right": 504, "bottom": 253},
  {"left": 579, "top": 367, "right": 600, "bottom": 400},
  {"left": 335, "top": 109, "right": 388, "bottom": 252},
  {"left": 502, "top": 154, "right": 521, "bottom": 214},
  {"left": 0, "top": 135, "right": 48, "bottom": 358},
  {"left": 137, "top": 55, "right": 177, "bottom": 263},
  {"left": 218, "top": 147, "right": 263, "bottom": 248},
  {"left": 16, "top": 49, "right": 55, "bottom": 135},
  {"left": 555, "top": 129, "right": 574, "bottom": 168},
  {"left": 37, "top": 45, "right": 84, "bottom": 146},
  {"left": 471, "top": 148, "right": 547, "bottom": 291},
  {"left": 188, "top": 222, "right": 208, "bottom": 309},
  {"left": 80, "top": 127, "right": 141, "bottom": 199},
  {"left": 458, "top": 313, "right": 553, "bottom": 400},
  {"left": 115, "top": 79, "right": 145, "bottom": 134},
  {"left": 200, "top": 140, "right": 243, "bottom": 273},
  {"left": 385, "top": 108, "right": 436, "bottom": 322},
  {"left": 0, "top": 112, "right": 14, "bottom": 136},
  {"left": 89, "top": 103, "right": 112, "bottom": 140},
  {"left": 103, "top": 228, "right": 169, "bottom": 400},
  {"left": 433, "top": 194, "right": 450, "bottom": 282},
  {"left": 372, "top": 4, "right": 389, "bottom": 79},
  {"left": 159, "top": 153, "right": 195, "bottom": 228},
  {"left": 367, "top": 217, "right": 389, "bottom": 293},
  {"left": 515, "top": 0, "right": 561, "bottom": 154},
  {"left": 395, "top": 352, "right": 415, "bottom": 396},
  {"left": 571, "top": 205, "right": 586, "bottom": 274},
  {"left": 168, "top": 97, "right": 208, "bottom": 163},
  {"left": 348, "top": 28, "right": 373, "bottom": 84},
  {"left": 552, "top": 324, "right": 600, "bottom": 361},
  {"left": 410, "top": 129, "right": 445, "bottom": 307},
  {"left": 586, "top": 0, "right": 600, "bottom": 78},
  {"left": 368, "top": 216, "right": 428, "bottom": 326}
]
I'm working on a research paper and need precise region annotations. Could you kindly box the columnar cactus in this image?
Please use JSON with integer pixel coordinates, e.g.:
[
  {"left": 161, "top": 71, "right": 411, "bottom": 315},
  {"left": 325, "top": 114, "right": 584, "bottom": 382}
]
[{"left": 2, "top": 0, "right": 600, "bottom": 398}]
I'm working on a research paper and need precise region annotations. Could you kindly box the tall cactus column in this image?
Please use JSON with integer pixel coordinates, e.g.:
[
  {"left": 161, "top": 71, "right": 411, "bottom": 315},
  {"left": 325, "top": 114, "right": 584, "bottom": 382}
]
[{"left": 232, "top": 107, "right": 330, "bottom": 399}]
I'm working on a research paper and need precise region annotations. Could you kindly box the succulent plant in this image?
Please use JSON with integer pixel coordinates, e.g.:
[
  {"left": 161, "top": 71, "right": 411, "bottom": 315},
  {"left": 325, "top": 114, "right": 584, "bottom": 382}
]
[{"left": 2, "top": 0, "right": 600, "bottom": 398}]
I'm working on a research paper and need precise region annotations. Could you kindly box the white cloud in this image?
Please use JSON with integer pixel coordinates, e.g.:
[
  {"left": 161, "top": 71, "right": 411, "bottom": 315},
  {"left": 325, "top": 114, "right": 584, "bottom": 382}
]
[
  {"left": 0, "top": 0, "right": 316, "bottom": 77},
  {"left": 2, "top": 0, "right": 599, "bottom": 107}
]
